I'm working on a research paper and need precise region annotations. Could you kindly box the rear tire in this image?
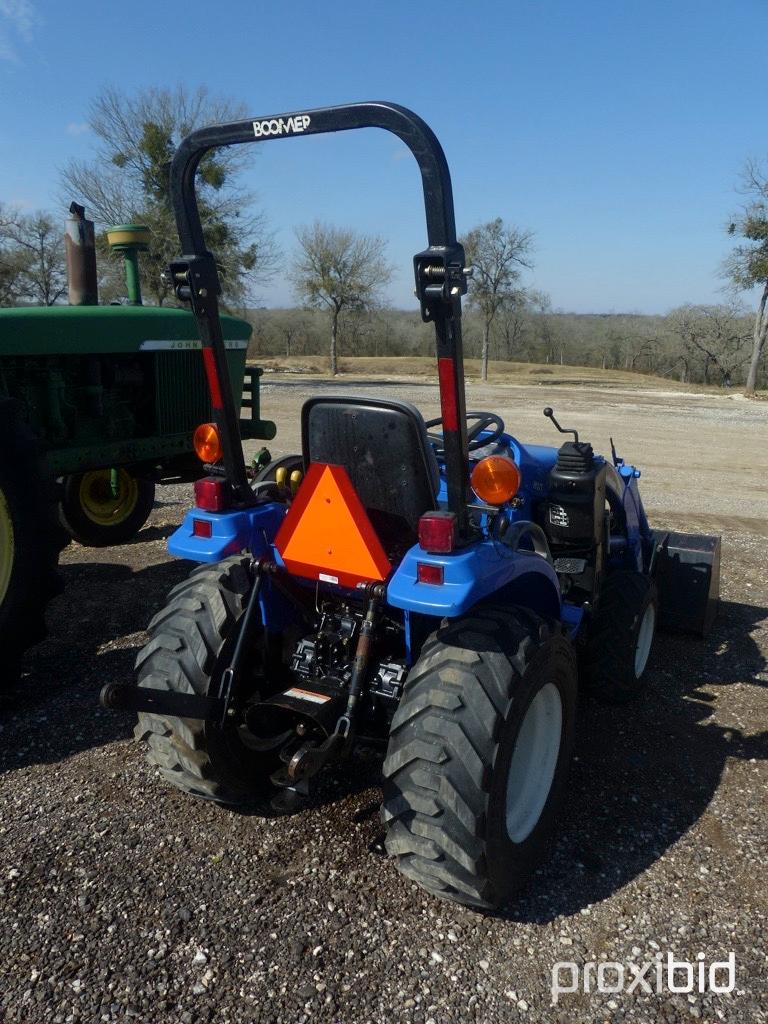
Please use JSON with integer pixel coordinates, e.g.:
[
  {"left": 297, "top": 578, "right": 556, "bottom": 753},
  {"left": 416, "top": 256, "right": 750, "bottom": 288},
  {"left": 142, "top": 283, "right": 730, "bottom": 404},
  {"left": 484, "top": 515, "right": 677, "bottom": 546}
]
[
  {"left": 60, "top": 468, "right": 155, "bottom": 546},
  {"left": 583, "top": 571, "right": 657, "bottom": 703},
  {"left": 0, "top": 401, "right": 65, "bottom": 687},
  {"left": 134, "top": 556, "right": 280, "bottom": 805},
  {"left": 382, "top": 606, "right": 577, "bottom": 909}
]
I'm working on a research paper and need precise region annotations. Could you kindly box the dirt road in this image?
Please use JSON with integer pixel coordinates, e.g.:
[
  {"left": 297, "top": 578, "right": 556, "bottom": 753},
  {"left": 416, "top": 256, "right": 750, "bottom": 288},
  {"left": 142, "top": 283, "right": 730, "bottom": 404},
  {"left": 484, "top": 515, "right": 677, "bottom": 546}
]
[{"left": 1, "top": 378, "right": 766, "bottom": 1023}]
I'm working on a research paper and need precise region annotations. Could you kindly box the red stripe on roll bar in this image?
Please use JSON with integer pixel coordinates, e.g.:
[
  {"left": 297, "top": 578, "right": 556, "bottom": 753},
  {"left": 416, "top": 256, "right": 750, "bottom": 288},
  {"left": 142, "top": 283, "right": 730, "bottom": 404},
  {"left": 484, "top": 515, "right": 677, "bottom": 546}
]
[
  {"left": 202, "top": 347, "right": 223, "bottom": 409},
  {"left": 437, "top": 357, "right": 459, "bottom": 431}
]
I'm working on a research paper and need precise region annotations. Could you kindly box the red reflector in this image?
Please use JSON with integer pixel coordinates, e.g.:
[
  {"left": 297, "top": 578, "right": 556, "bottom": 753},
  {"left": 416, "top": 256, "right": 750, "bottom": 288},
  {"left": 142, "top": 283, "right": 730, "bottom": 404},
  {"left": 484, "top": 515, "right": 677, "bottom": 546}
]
[
  {"left": 194, "top": 477, "right": 226, "bottom": 512},
  {"left": 192, "top": 518, "right": 213, "bottom": 538},
  {"left": 418, "top": 511, "right": 457, "bottom": 553},
  {"left": 437, "top": 357, "right": 459, "bottom": 431},
  {"left": 202, "top": 347, "right": 223, "bottom": 410},
  {"left": 417, "top": 562, "right": 444, "bottom": 585}
]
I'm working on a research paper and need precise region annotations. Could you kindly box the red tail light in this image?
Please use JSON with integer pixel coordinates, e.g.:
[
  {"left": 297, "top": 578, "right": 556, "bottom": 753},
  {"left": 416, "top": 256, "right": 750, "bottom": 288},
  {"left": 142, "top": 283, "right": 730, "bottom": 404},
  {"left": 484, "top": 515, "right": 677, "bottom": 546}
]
[
  {"left": 418, "top": 510, "right": 457, "bottom": 554},
  {"left": 417, "top": 562, "right": 444, "bottom": 585},
  {"left": 194, "top": 477, "right": 227, "bottom": 512}
]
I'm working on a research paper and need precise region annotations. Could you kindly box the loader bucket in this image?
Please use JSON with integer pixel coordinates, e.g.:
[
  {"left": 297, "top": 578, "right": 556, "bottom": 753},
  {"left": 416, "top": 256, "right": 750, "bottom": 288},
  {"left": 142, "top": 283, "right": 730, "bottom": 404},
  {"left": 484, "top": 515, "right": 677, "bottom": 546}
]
[{"left": 654, "top": 531, "right": 721, "bottom": 635}]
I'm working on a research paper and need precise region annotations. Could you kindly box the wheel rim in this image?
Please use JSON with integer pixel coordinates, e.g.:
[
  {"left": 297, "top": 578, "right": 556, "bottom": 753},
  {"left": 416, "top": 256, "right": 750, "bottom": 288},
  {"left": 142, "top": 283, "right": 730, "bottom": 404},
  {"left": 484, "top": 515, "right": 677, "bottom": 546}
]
[
  {"left": 78, "top": 469, "right": 139, "bottom": 527},
  {"left": 634, "top": 603, "right": 656, "bottom": 678},
  {"left": 0, "top": 486, "right": 14, "bottom": 608},
  {"left": 505, "top": 682, "right": 563, "bottom": 843}
]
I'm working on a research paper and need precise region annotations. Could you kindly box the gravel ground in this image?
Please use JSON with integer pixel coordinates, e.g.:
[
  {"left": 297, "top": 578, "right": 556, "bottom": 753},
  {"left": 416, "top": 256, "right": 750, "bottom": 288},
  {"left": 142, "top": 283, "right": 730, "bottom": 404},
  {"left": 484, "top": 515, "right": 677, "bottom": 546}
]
[{"left": 1, "top": 378, "right": 766, "bottom": 1024}]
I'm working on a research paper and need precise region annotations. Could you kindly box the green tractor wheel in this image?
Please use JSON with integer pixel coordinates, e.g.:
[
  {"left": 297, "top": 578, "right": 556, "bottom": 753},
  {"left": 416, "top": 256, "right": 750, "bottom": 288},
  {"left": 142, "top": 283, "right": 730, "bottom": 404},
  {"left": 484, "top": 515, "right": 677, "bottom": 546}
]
[
  {"left": 0, "top": 401, "right": 65, "bottom": 686},
  {"left": 59, "top": 468, "right": 155, "bottom": 547}
]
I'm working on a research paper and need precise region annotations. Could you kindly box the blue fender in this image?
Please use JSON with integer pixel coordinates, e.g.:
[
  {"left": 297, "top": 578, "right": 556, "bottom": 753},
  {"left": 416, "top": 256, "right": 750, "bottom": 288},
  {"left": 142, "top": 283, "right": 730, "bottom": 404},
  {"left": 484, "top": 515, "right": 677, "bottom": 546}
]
[
  {"left": 387, "top": 538, "right": 561, "bottom": 620},
  {"left": 608, "top": 463, "right": 653, "bottom": 572},
  {"left": 167, "top": 501, "right": 296, "bottom": 631},
  {"left": 168, "top": 501, "right": 286, "bottom": 563}
]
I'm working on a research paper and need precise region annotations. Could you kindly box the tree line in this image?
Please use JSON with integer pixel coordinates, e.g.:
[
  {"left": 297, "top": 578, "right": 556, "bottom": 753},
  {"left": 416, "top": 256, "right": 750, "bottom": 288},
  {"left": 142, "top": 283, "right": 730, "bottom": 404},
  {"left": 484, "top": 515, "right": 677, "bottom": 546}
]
[
  {"left": 0, "top": 83, "right": 765, "bottom": 392},
  {"left": 247, "top": 302, "right": 754, "bottom": 386}
]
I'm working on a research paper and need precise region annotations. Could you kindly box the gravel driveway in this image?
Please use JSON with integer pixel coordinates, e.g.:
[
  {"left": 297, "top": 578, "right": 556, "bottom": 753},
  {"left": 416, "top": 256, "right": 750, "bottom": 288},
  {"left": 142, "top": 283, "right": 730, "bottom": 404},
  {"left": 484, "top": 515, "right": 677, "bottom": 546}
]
[{"left": 1, "top": 379, "right": 766, "bottom": 1023}]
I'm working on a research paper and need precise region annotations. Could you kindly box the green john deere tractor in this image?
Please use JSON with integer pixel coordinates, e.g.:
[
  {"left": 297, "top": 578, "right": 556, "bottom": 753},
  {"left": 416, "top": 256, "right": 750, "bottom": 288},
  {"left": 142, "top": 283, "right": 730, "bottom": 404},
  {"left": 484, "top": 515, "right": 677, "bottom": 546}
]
[{"left": 0, "top": 205, "right": 274, "bottom": 684}]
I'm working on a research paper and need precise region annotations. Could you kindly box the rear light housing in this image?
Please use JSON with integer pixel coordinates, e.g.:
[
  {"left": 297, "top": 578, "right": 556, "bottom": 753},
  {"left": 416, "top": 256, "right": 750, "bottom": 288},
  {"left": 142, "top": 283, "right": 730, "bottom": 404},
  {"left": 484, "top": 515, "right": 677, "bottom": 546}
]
[
  {"left": 417, "top": 562, "right": 444, "bottom": 585},
  {"left": 194, "top": 476, "right": 227, "bottom": 512},
  {"left": 418, "top": 510, "right": 457, "bottom": 553}
]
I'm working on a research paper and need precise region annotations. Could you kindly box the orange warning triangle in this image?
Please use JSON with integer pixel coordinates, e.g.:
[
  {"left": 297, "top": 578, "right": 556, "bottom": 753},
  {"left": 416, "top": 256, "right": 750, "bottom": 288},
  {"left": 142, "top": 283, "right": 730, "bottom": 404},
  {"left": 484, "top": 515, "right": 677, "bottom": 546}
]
[{"left": 274, "top": 462, "right": 391, "bottom": 588}]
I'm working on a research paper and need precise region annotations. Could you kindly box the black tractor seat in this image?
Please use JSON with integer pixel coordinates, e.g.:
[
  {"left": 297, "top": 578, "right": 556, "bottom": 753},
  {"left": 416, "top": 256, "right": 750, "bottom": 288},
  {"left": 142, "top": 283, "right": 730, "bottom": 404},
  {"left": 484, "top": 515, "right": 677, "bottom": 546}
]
[{"left": 301, "top": 395, "right": 440, "bottom": 559}]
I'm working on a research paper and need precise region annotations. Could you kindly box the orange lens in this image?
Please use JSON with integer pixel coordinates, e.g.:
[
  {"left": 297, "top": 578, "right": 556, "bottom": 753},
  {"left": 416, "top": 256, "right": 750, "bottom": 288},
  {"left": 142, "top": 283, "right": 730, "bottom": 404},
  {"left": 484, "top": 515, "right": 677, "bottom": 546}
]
[
  {"left": 193, "top": 422, "right": 222, "bottom": 464},
  {"left": 470, "top": 455, "right": 522, "bottom": 505}
]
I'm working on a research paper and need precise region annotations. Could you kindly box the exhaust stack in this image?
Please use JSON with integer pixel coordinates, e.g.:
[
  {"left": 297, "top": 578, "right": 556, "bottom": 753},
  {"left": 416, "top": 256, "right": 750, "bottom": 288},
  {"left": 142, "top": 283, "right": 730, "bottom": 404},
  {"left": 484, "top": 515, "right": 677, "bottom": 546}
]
[{"left": 65, "top": 202, "right": 98, "bottom": 306}]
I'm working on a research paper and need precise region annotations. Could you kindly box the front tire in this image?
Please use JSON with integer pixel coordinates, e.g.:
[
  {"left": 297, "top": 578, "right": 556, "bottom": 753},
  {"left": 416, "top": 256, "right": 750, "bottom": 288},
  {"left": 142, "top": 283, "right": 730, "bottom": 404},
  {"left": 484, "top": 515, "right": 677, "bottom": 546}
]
[
  {"left": 134, "top": 556, "right": 280, "bottom": 805},
  {"left": 583, "top": 571, "right": 657, "bottom": 703},
  {"left": 60, "top": 468, "right": 155, "bottom": 547},
  {"left": 382, "top": 606, "right": 577, "bottom": 909}
]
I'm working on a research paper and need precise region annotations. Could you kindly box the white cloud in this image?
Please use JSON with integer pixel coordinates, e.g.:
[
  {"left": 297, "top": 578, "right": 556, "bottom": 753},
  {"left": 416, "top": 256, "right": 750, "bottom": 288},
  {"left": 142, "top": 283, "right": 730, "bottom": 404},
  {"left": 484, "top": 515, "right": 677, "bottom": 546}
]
[
  {"left": 0, "top": 0, "right": 37, "bottom": 62},
  {"left": 0, "top": 0, "right": 35, "bottom": 38},
  {"left": 66, "top": 121, "right": 90, "bottom": 137}
]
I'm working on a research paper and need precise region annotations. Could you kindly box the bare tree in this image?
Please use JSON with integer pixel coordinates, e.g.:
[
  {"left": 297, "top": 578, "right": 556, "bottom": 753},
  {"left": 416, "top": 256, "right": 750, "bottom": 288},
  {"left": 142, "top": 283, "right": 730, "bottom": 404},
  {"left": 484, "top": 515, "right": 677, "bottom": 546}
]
[
  {"left": 666, "top": 303, "right": 752, "bottom": 385},
  {"left": 461, "top": 218, "right": 534, "bottom": 380},
  {"left": 60, "top": 85, "right": 277, "bottom": 307},
  {"left": 0, "top": 231, "right": 27, "bottom": 306},
  {"left": 722, "top": 158, "right": 768, "bottom": 394},
  {"left": 291, "top": 222, "right": 392, "bottom": 375},
  {"left": 0, "top": 205, "right": 66, "bottom": 306},
  {"left": 270, "top": 310, "right": 308, "bottom": 358},
  {"left": 496, "top": 288, "right": 531, "bottom": 361}
]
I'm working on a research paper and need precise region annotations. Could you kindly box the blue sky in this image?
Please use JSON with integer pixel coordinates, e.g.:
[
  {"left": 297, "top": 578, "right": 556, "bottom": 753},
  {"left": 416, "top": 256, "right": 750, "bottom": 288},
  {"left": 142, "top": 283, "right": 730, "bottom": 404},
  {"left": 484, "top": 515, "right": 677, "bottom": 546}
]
[{"left": 0, "top": 0, "right": 765, "bottom": 313}]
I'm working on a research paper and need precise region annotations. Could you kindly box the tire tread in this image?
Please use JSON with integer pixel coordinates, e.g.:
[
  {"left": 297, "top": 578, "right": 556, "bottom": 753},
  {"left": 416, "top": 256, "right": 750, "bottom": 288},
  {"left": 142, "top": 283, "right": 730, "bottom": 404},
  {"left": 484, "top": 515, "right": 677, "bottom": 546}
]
[
  {"left": 135, "top": 555, "right": 257, "bottom": 804},
  {"left": 382, "top": 605, "right": 560, "bottom": 908}
]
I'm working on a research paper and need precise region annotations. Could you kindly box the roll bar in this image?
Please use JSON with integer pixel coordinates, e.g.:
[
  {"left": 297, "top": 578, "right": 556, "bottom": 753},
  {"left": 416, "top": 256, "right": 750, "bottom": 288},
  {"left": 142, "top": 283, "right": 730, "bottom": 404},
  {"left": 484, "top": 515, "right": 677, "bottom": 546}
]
[{"left": 169, "top": 101, "right": 471, "bottom": 535}]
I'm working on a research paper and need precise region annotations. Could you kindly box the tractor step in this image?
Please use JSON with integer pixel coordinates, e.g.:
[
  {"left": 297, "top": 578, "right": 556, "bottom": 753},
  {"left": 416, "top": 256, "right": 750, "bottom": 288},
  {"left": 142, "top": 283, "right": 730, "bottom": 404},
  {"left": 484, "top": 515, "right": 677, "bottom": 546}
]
[{"left": 554, "top": 556, "right": 588, "bottom": 575}]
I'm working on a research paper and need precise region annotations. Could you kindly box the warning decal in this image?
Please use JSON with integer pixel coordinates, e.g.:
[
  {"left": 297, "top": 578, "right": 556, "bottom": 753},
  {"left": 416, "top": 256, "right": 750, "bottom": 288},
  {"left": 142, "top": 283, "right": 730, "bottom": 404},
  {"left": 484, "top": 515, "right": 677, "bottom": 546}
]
[
  {"left": 274, "top": 462, "right": 391, "bottom": 588},
  {"left": 283, "top": 687, "right": 332, "bottom": 705}
]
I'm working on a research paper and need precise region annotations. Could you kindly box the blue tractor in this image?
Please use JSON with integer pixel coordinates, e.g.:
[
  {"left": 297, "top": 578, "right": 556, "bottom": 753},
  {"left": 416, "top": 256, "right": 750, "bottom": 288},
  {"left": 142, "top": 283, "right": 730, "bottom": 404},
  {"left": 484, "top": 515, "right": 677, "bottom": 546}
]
[{"left": 102, "top": 102, "right": 720, "bottom": 909}]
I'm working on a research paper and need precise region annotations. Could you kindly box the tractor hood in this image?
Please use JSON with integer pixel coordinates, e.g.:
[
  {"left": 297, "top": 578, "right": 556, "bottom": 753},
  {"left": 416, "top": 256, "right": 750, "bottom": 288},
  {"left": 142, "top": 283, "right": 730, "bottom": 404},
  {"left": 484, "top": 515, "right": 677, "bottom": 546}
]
[{"left": 0, "top": 305, "right": 251, "bottom": 356}]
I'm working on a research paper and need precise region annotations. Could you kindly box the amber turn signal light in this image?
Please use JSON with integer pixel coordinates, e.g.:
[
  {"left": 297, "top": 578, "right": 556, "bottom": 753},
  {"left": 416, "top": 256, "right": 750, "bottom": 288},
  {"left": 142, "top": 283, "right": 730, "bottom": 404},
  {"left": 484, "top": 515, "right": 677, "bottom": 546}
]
[
  {"left": 470, "top": 455, "right": 522, "bottom": 505},
  {"left": 193, "top": 422, "right": 222, "bottom": 464}
]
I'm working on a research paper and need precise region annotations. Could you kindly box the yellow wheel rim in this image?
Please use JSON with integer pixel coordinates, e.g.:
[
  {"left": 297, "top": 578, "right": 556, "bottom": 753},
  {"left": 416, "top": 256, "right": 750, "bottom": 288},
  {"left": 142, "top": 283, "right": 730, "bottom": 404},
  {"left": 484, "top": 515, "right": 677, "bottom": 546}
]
[
  {"left": 0, "top": 486, "right": 14, "bottom": 608},
  {"left": 79, "top": 469, "right": 139, "bottom": 527}
]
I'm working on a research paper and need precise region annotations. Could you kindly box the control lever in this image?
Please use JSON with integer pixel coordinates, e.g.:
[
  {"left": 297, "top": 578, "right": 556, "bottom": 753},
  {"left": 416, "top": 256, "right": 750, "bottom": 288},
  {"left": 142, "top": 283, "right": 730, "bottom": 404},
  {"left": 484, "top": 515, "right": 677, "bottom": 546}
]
[
  {"left": 543, "top": 406, "right": 579, "bottom": 443},
  {"left": 609, "top": 436, "right": 621, "bottom": 467}
]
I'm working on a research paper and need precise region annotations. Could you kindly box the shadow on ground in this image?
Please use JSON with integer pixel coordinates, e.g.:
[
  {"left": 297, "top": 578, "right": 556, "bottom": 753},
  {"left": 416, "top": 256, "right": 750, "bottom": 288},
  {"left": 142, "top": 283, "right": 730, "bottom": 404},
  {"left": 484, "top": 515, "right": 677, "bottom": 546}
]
[
  {"left": 499, "top": 596, "right": 768, "bottom": 922},
  {"left": 0, "top": 558, "right": 191, "bottom": 772},
  {"left": 120, "top": 523, "right": 178, "bottom": 545}
]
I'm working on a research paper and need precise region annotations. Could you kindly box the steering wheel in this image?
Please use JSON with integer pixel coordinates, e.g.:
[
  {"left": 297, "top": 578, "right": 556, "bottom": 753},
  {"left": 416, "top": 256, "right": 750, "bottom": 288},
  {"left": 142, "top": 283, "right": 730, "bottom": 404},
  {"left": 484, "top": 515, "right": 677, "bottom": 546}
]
[{"left": 425, "top": 411, "right": 505, "bottom": 455}]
